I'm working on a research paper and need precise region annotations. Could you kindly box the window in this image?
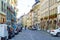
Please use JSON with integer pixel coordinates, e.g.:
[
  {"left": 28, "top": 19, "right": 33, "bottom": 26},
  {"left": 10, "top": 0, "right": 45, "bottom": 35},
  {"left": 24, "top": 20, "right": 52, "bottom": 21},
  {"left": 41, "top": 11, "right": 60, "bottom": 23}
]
[
  {"left": 53, "top": 20, "right": 57, "bottom": 24},
  {"left": 1, "top": 1, "right": 7, "bottom": 13},
  {"left": 4, "top": 3, "right": 6, "bottom": 13},
  {"left": 1, "top": 1, "right": 3, "bottom": 11},
  {"left": 57, "top": 0, "right": 60, "bottom": 2},
  {"left": 3, "top": 18, "right": 4, "bottom": 23},
  {"left": 55, "top": 7, "right": 57, "bottom": 14}
]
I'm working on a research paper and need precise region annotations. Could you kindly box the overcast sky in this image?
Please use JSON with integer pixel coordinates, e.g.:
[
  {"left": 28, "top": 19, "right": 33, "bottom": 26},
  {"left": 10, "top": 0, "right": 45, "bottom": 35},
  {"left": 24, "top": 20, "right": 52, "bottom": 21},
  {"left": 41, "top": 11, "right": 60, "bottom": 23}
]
[{"left": 16, "top": 0, "right": 35, "bottom": 18}]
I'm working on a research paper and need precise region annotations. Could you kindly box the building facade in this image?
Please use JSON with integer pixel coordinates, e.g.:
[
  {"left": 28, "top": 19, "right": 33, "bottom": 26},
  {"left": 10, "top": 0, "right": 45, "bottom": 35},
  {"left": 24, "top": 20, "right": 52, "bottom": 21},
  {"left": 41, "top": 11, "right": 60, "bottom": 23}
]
[
  {"left": 26, "top": 11, "right": 33, "bottom": 29},
  {"left": 0, "top": 0, "right": 7, "bottom": 24},
  {"left": 40, "top": 0, "right": 49, "bottom": 30},
  {"left": 40, "top": 0, "right": 60, "bottom": 30},
  {"left": 22, "top": 14, "right": 27, "bottom": 28},
  {"left": 31, "top": 0, "right": 40, "bottom": 29},
  {"left": 6, "top": 0, "right": 17, "bottom": 29}
]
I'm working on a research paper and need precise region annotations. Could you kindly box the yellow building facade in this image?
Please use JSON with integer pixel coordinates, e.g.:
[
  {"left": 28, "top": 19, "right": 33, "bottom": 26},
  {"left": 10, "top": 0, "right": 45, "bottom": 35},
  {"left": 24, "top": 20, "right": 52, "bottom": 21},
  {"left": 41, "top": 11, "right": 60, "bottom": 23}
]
[
  {"left": 8, "top": 0, "right": 17, "bottom": 13},
  {"left": 27, "top": 11, "right": 33, "bottom": 29},
  {"left": 22, "top": 15, "right": 27, "bottom": 27},
  {"left": 40, "top": 0, "right": 49, "bottom": 30},
  {"left": 0, "top": 0, "right": 7, "bottom": 24},
  {"left": 32, "top": 2, "right": 40, "bottom": 29},
  {"left": 0, "top": 13, "right": 6, "bottom": 24},
  {"left": 9, "top": 0, "right": 17, "bottom": 6},
  {"left": 40, "top": 0, "right": 60, "bottom": 30}
]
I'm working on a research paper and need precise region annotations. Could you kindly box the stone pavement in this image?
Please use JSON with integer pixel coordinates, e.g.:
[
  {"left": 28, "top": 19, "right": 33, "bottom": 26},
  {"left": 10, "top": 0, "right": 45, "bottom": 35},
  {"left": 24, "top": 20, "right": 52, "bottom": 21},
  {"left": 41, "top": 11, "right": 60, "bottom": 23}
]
[{"left": 10, "top": 30, "right": 60, "bottom": 40}]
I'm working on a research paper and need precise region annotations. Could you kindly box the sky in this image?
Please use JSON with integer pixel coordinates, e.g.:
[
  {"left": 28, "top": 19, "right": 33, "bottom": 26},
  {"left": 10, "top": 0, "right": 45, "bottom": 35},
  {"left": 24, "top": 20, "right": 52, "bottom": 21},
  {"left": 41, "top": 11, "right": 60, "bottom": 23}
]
[{"left": 16, "top": 0, "right": 35, "bottom": 18}]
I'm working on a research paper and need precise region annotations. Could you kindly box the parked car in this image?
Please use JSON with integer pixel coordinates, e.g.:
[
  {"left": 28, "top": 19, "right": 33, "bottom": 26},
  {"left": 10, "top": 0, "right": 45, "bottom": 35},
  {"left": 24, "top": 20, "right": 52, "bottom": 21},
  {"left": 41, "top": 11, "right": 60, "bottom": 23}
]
[
  {"left": 32, "top": 26, "right": 37, "bottom": 30},
  {"left": 28, "top": 26, "right": 32, "bottom": 30},
  {"left": 7, "top": 25, "right": 15, "bottom": 39},
  {"left": 47, "top": 30, "right": 51, "bottom": 33},
  {"left": 14, "top": 27, "right": 19, "bottom": 35},
  {"left": 0, "top": 24, "right": 8, "bottom": 40},
  {"left": 18, "top": 26, "right": 22, "bottom": 32},
  {"left": 17, "top": 24, "right": 22, "bottom": 32},
  {"left": 50, "top": 28, "right": 60, "bottom": 37},
  {"left": 13, "top": 24, "right": 19, "bottom": 35}
]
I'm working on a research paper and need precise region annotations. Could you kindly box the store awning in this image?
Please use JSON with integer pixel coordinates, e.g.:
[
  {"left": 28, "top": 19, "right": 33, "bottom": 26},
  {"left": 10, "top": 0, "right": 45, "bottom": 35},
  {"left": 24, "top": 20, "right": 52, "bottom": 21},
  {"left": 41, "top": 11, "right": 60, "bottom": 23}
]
[
  {"left": 49, "top": 14, "right": 57, "bottom": 19},
  {"left": 44, "top": 16, "right": 48, "bottom": 19}
]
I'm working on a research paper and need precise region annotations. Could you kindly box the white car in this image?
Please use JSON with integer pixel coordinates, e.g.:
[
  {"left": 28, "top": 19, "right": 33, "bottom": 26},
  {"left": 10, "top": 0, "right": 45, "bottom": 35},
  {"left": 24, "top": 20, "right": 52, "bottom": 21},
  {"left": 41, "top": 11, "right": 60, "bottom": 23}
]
[
  {"left": 0, "top": 24, "right": 8, "bottom": 40},
  {"left": 14, "top": 25, "right": 19, "bottom": 34},
  {"left": 47, "top": 30, "right": 51, "bottom": 33},
  {"left": 32, "top": 27, "right": 37, "bottom": 30},
  {"left": 50, "top": 28, "right": 60, "bottom": 37}
]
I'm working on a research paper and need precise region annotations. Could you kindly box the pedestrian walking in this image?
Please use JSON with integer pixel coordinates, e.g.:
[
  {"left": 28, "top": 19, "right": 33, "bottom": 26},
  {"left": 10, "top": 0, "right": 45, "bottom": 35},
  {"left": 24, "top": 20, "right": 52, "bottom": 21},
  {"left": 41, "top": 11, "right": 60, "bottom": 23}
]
[
  {"left": 25, "top": 25, "right": 27, "bottom": 30},
  {"left": 20, "top": 27, "right": 22, "bottom": 32}
]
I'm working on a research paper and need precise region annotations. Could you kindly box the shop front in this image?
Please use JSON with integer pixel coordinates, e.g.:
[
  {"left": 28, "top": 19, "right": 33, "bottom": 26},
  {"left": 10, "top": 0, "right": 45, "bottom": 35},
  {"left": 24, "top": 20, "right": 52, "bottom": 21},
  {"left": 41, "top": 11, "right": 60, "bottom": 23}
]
[
  {"left": 0, "top": 13, "right": 6, "bottom": 24},
  {"left": 57, "top": 5, "right": 60, "bottom": 27},
  {"left": 40, "top": 18, "right": 44, "bottom": 30},
  {"left": 43, "top": 16, "right": 49, "bottom": 30},
  {"left": 40, "top": 14, "right": 57, "bottom": 30},
  {"left": 48, "top": 14, "right": 57, "bottom": 30},
  {"left": 40, "top": 16, "right": 49, "bottom": 31}
]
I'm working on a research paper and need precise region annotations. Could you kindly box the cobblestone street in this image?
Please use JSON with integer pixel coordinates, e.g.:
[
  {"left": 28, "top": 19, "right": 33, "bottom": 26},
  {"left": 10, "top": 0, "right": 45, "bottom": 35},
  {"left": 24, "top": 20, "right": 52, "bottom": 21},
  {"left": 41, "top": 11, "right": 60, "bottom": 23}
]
[{"left": 10, "top": 30, "right": 60, "bottom": 40}]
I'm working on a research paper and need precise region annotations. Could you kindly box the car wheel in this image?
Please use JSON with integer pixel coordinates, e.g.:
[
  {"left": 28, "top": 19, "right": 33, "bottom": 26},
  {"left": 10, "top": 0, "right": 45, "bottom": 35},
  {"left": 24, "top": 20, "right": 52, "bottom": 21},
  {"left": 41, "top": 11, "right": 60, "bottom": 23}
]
[
  {"left": 8, "top": 35, "right": 12, "bottom": 39},
  {"left": 12, "top": 34, "right": 15, "bottom": 37},
  {"left": 51, "top": 34, "right": 56, "bottom": 37},
  {"left": 5, "top": 37, "right": 8, "bottom": 40},
  {"left": 8, "top": 34, "right": 13, "bottom": 39},
  {"left": 19, "top": 30, "right": 21, "bottom": 32},
  {"left": 15, "top": 33, "right": 18, "bottom": 35},
  {"left": 12, "top": 35, "right": 15, "bottom": 37},
  {"left": 57, "top": 33, "right": 60, "bottom": 37},
  {"left": 15, "top": 30, "right": 19, "bottom": 34},
  {"left": 1, "top": 37, "right": 8, "bottom": 40}
]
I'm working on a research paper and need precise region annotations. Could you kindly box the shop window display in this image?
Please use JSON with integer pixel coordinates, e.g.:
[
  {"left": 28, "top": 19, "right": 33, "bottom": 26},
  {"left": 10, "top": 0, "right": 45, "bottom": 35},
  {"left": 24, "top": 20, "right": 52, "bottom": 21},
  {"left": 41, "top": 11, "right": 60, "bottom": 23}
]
[
  {"left": 57, "top": 20, "right": 60, "bottom": 27},
  {"left": 48, "top": 20, "right": 52, "bottom": 30},
  {"left": 53, "top": 20, "right": 57, "bottom": 29},
  {"left": 47, "top": 20, "right": 50, "bottom": 30}
]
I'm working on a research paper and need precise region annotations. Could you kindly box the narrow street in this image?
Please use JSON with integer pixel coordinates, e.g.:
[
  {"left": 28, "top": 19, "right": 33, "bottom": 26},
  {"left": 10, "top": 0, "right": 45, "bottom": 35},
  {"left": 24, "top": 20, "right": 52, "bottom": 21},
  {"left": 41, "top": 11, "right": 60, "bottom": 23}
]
[
  {"left": 0, "top": 0, "right": 60, "bottom": 40},
  {"left": 10, "top": 30, "right": 60, "bottom": 40}
]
